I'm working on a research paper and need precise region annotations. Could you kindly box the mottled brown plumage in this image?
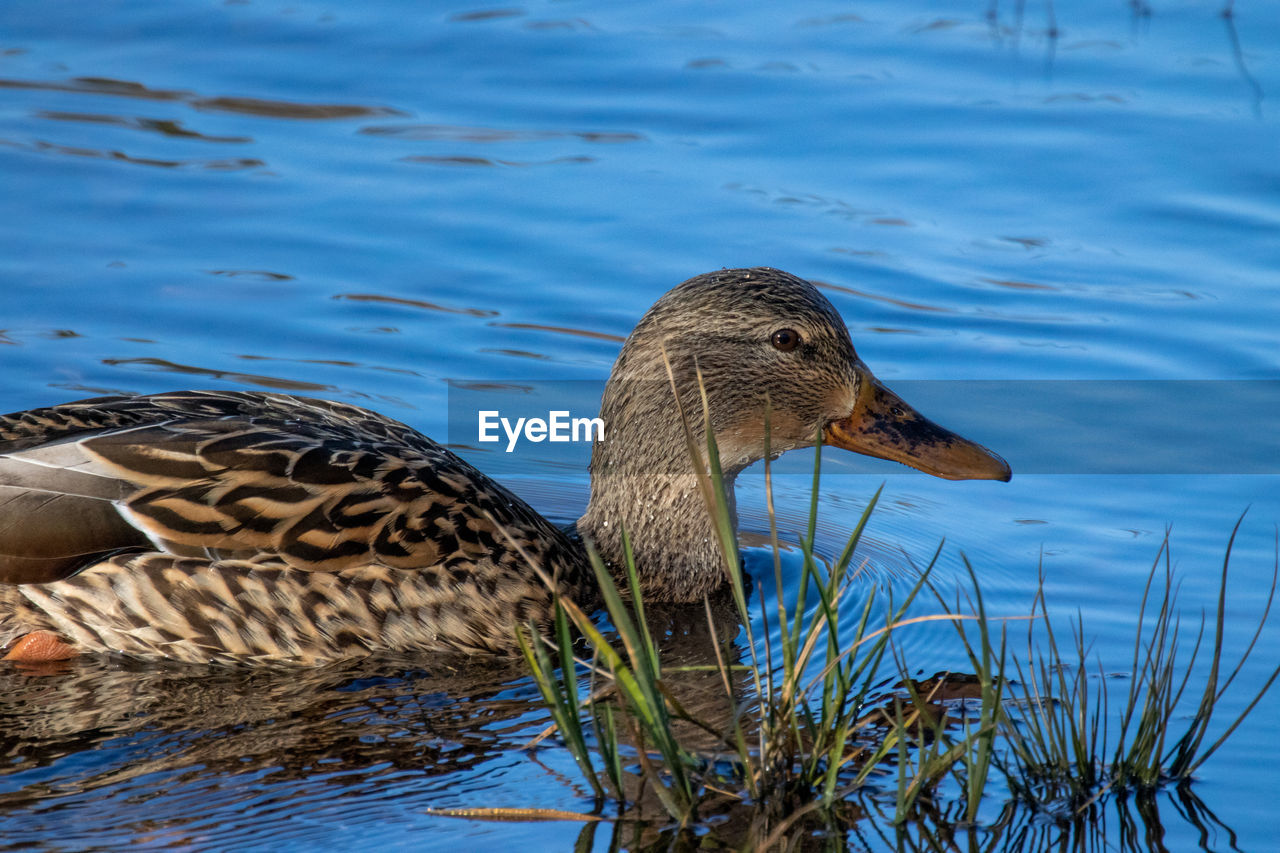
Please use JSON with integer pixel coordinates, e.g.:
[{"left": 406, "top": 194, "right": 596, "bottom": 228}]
[{"left": 0, "top": 268, "right": 1009, "bottom": 664}]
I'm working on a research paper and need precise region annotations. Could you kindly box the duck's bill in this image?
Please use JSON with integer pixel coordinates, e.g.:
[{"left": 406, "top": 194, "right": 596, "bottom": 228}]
[{"left": 824, "top": 376, "right": 1011, "bottom": 482}]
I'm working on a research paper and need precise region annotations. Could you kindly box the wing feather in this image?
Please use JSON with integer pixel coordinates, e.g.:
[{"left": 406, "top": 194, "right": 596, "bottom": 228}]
[{"left": 0, "top": 391, "right": 571, "bottom": 581}]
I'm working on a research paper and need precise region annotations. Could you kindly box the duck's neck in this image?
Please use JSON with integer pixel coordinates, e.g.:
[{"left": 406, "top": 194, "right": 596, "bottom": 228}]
[
  {"left": 576, "top": 368, "right": 759, "bottom": 602},
  {"left": 578, "top": 455, "right": 741, "bottom": 603}
]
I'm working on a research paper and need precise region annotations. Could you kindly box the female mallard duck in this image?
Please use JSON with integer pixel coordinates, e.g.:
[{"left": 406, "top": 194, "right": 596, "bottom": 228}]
[{"left": 0, "top": 268, "right": 1009, "bottom": 665}]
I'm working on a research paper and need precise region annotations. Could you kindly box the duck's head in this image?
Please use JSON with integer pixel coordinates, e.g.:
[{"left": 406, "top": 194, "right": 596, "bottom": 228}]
[{"left": 579, "top": 267, "right": 1009, "bottom": 600}]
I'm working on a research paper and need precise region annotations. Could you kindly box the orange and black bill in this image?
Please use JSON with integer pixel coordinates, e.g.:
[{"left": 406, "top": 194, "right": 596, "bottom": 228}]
[{"left": 824, "top": 373, "right": 1011, "bottom": 481}]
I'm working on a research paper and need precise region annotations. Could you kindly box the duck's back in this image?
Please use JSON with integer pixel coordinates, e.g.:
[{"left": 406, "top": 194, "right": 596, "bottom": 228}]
[{"left": 0, "top": 391, "right": 588, "bottom": 663}]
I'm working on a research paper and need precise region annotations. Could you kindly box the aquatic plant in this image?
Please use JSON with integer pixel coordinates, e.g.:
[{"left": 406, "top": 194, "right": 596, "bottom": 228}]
[
  {"left": 515, "top": 383, "right": 978, "bottom": 836},
  {"left": 519, "top": 471, "right": 941, "bottom": 836},
  {"left": 509, "top": 386, "right": 1280, "bottom": 846},
  {"left": 957, "top": 515, "right": 1280, "bottom": 814}
]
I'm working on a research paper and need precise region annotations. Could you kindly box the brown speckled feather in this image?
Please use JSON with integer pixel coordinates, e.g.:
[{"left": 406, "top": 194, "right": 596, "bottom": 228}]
[{"left": 0, "top": 391, "right": 590, "bottom": 662}]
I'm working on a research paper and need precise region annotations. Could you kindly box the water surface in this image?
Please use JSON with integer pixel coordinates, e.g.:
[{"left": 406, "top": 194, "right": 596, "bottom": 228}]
[{"left": 1, "top": 0, "right": 1277, "bottom": 848}]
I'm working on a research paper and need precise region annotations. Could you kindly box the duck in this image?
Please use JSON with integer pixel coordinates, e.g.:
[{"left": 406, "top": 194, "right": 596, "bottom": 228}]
[{"left": 0, "top": 268, "right": 1009, "bottom": 665}]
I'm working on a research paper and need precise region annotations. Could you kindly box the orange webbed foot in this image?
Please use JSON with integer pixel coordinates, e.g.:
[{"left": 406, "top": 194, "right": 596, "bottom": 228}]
[{"left": 3, "top": 630, "right": 78, "bottom": 663}]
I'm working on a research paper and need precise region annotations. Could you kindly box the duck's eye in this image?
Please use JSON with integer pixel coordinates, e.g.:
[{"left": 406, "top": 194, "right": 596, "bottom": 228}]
[{"left": 770, "top": 328, "right": 801, "bottom": 352}]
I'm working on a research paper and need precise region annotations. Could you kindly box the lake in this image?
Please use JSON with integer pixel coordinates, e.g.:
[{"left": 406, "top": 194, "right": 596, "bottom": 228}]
[{"left": 1, "top": 0, "right": 1277, "bottom": 849}]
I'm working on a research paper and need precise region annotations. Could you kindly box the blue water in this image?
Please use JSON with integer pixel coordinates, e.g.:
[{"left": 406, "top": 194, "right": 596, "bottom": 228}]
[{"left": 2, "top": 0, "right": 1278, "bottom": 848}]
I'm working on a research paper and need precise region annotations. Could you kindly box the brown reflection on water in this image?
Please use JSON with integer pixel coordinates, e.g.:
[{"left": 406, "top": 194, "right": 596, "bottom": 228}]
[
  {"left": 723, "top": 181, "right": 885, "bottom": 224},
  {"left": 99, "top": 357, "right": 419, "bottom": 410},
  {"left": 190, "top": 96, "right": 403, "bottom": 120},
  {"left": 0, "top": 654, "right": 535, "bottom": 812},
  {"left": 102, "top": 357, "right": 337, "bottom": 393},
  {"left": 446, "top": 380, "right": 536, "bottom": 393},
  {"left": 449, "top": 8, "right": 525, "bottom": 23},
  {"left": 360, "top": 123, "right": 644, "bottom": 144},
  {"left": 0, "top": 76, "right": 189, "bottom": 101},
  {"left": 979, "top": 276, "right": 1059, "bottom": 291},
  {"left": 404, "top": 154, "right": 496, "bottom": 167},
  {"left": 4, "top": 74, "right": 410, "bottom": 170},
  {"left": 813, "top": 279, "right": 953, "bottom": 314},
  {"left": 19, "top": 139, "right": 265, "bottom": 171},
  {"left": 334, "top": 292, "right": 500, "bottom": 318},
  {"left": 488, "top": 322, "right": 626, "bottom": 343},
  {"left": 401, "top": 154, "right": 595, "bottom": 168},
  {"left": 523, "top": 19, "right": 597, "bottom": 33},
  {"left": 207, "top": 270, "right": 296, "bottom": 281},
  {"left": 866, "top": 326, "right": 931, "bottom": 335},
  {"left": 478, "top": 348, "right": 552, "bottom": 361},
  {"left": 35, "top": 111, "right": 253, "bottom": 143},
  {"left": 3, "top": 75, "right": 400, "bottom": 121},
  {"left": 48, "top": 383, "right": 140, "bottom": 399},
  {"left": 235, "top": 353, "right": 422, "bottom": 379}
]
